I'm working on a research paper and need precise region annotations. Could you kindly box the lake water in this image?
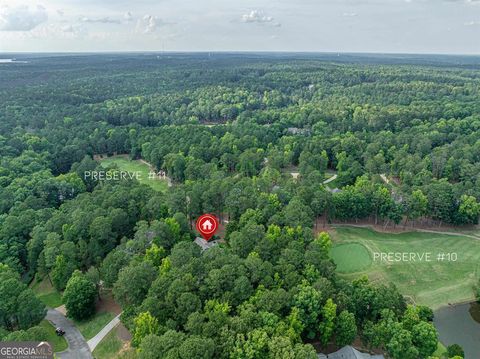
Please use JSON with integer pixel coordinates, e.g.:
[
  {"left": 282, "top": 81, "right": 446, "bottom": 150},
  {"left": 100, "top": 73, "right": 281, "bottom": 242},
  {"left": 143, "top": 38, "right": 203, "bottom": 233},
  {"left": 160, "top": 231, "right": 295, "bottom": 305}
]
[
  {"left": 0, "top": 59, "right": 28, "bottom": 63},
  {"left": 433, "top": 302, "right": 480, "bottom": 359}
]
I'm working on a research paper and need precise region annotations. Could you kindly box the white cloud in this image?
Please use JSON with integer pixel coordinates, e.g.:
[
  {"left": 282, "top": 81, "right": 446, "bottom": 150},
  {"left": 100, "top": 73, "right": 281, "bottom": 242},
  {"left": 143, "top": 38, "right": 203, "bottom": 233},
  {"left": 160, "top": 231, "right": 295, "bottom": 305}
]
[
  {"left": 464, "top": 20, "right": 480, "bottom": 25},
  {"left": 58, "top": 24, "right": 87, "bottom": 38},
  {"left": 77, "top": 12, "right": 136, "bottom": 25},
  {"left": 240, "top": 10, "right": 281, "bottom": 27},
  {"left": 241, "top": 10, "right": 274, "bottom": 24},
  {"left": 0, "top": 4, "right": 48, "bottom": 31},
  {"left": 61, "top": 24, "right": 74, "bottom": 32},
  {"left": 124, "top": 11, "right": 133, "bottom": 22},
  {"left": 445, "top": 0, "right": 480, "bottom": 3},
  {"left": 136, "top": 15, "right": 165, "bottom": 33},
  {"left": 342, "top": 12, "right": 358, "bottom": 17},
  {"left": 18, "top": 22, "right": 88, "bottom": 40},
  {"left": 79, "top": 16, "right": 121, "bottom": 24}
]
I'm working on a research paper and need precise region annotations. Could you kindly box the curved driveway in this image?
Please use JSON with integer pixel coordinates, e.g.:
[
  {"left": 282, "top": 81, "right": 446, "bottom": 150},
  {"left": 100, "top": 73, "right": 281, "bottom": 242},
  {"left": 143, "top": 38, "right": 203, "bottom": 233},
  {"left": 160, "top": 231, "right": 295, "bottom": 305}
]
[{"left": 46, "top": 309, "right": 93, "bottom": 359}]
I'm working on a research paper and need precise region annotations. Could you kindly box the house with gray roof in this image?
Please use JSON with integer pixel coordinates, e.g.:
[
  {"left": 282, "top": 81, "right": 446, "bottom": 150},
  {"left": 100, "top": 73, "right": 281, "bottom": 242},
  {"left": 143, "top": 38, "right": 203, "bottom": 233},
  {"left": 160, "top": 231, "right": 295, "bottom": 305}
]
[
  {"left": 194, "top": 237, "right": 219, "bottom": 251},
  {"left": 318, "top": 346, "right": 384, "bottom": 359}
]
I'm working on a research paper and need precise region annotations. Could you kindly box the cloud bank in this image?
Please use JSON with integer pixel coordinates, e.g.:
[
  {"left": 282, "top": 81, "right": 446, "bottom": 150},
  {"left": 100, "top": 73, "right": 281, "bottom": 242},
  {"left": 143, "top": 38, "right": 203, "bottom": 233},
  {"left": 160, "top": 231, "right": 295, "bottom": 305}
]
[{"left": 0, "top": 4, "right": 48, "bottom": 31}]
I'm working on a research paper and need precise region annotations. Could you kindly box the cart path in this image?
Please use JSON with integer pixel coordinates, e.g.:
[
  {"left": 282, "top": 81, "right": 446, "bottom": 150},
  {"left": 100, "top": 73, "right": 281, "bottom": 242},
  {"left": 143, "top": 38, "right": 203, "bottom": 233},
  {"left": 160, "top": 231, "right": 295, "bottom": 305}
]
[
  {"left": 138, "top": 159, "right": 172, "bottom": 187},
  {"left": 323, "top": 174, "right": 338, "bottom": 184},
  {"left": 87, "top": 313, "right": 121, "bottom": 351},
  {"left": 332, "top": 223, "right": 480, "bottom": 240}
]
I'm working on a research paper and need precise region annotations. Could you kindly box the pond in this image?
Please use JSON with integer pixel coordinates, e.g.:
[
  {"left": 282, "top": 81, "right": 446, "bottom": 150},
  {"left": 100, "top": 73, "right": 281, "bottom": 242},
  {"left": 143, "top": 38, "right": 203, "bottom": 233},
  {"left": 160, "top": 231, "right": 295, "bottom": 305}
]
[{"left": 433, "top": 302, "right": 480, "bottom": 359}]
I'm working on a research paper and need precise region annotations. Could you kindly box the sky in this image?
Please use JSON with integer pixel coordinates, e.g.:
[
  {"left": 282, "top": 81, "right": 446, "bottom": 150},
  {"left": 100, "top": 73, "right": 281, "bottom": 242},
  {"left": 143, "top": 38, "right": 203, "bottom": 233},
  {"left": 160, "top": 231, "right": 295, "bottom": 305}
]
[{"left": 0, "top": 0, "right": 479, "bottom": 54}]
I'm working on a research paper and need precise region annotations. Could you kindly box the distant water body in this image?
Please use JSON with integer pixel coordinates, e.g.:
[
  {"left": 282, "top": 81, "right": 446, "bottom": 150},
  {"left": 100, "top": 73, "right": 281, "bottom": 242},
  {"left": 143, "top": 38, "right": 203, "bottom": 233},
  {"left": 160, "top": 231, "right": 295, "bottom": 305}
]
[
  {"left": 0, "top": 59, "right": 28, "bottom": 63},
  {"left": 434, "top": 302, "right": 480, "bottom": 359}
]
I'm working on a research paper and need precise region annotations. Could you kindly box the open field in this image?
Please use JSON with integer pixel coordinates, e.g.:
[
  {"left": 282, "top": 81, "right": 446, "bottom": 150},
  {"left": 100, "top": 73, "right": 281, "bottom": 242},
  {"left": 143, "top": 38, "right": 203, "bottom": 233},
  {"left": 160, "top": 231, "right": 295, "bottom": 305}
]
[
  {"left": 99, "top": 156, "right": 168, "bottom": 192},
  {"left": 330, "top": 227, "right": 480, "bottom": 309}
]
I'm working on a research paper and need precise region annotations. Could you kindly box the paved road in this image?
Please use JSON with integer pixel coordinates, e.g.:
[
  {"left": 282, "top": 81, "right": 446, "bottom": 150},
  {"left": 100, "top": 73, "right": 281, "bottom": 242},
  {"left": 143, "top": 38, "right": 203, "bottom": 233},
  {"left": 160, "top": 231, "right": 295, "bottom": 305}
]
[
  {"left": 46, "top": 309, "right": 93, "bottom": 359},
  {"left": 87, "top": 313, "right": 121, "bottom": 351}
]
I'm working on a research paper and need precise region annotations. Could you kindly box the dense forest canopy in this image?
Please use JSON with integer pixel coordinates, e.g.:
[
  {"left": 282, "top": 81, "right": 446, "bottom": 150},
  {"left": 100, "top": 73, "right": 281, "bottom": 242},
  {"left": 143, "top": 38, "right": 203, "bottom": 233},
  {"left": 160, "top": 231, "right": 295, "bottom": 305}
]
[{"left": 0, "top": 53, "right": 479, "bottom": 358}]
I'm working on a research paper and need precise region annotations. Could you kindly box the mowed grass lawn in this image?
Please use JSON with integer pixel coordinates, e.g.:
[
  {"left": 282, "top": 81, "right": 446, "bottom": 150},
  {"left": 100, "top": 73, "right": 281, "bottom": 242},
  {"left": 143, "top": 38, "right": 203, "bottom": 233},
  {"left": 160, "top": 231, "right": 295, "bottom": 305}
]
[
  {"left": 74, "top": 311, "right": 115, "bottom": 340},
  {"left": 31, "top": 278, "right": 63, "bottom": 308},
  {"left": 330, "top": 227, "right": 480, "bottom": 310},
  {"left": 92, "top": 327, "right": 123, "bottom": 359},
  {"left": 100, "top": 156, "right": 168, "bottom": 192},
  {"left": 38, "top": 320, "right": 68, "bottom": 352}
]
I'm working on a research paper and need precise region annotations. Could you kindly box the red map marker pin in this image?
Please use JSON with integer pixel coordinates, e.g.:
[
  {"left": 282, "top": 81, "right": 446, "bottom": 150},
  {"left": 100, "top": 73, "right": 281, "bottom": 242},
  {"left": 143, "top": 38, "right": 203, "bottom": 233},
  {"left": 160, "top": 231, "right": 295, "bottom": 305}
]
[{"left": 196, "top": 214, "right": 219, "bottom": 241}]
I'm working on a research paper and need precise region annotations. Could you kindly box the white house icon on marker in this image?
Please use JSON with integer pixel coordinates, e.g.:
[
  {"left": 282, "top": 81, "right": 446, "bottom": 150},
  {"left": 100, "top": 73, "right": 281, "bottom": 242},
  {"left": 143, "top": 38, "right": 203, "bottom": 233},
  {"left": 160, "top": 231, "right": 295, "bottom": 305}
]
[{"left": 202, "top": 220, "right": 213, "bottom": 231}]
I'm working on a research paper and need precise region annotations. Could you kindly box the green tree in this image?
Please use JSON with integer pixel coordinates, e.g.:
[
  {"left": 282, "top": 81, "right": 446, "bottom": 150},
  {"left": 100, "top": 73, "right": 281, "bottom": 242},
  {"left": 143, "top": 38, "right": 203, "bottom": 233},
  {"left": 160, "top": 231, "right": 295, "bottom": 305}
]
[
  {"left": 424, "top": 180, "right": 455, "bottom": 224},
  {"left": 268, "top": 336, "right": 317, "bottom": 359},
  {"left": 335, "top": 310, "right": 357, "bottom": 347},
  {"left": 88, "top": 216, "right": 115, "bottom": 261},
  {"left": 315, "top": 232, "right": 332, "bottom": 253},
  {"left": 3, "top": 325, "right": 49, "bottom": 342},
  {"left": 163, "top": 153, "right": 186, "bottom": 182},
  {"left": 179, "top": 335, "right": 215, "bottom": 359},
  {"left": 372, "top": 186, "right": 393, "bottom": 225},
  {"left": 138, "top": 331, "right": 186, "bottom": 359},
  {"left": 292, "top": 282, "right": 322, "bottom": 339},
  {"left": 401, "top": 305, "right": 421, "bottom": 331},
  {"left": 113, "top": 262, "right": 157, "bottom": 307},
  {"left": 457, "top": 194, "right": 480, "bottom": 225},
  {"left": 0, "top": 264, "right": 46, "bottom": 331},
  {"left": 362, "top": 309, "right": 400, "bottom": 349},
  {"left": 282, "top": 197, "right": 313, "bottom": 228},
  {"left": 51, "top": 254, "right": 76, "bottom": 291},
  {"left": 100, "top": 249, "right": 130, "bottom": 288},
  {"left": 406, "top": 189, "right": 428, "bottom": 226},
  {"left": 238, "top": 149, "right": 263, "bottom": 177},
  {"left": 446, "top": 344, "right": 464, "bottom": 358},
  {"left": 386, "top": 328, "right": 419, "bottom": 359},
  {"left": 132, "top": 311, "right": 159, "bottom": 347},
  {"left": 231, "top": 329, "right": 270, "bottom": 359},
  {"left": 319, "top": 298, "right": 337, "bottom": 346},
  {"left": 417, "top": 305, "right": 434, "bottom": 322},
  {"left": 411, "top": 321, "right": 438, "bottom": 358},
  {"left": 229, "top": 222, "right": 265, "bottom": 258},
  {"left": 144, "top": 244, "right": 166, "bottom": 267},
  {"left": 137, "top": 334, "right": 164, "bottom": 359},
  {"left": 299, "top": 150, "right": 328, "bottom": 176},
  {"left": 63, "top": 270, "right": 97, "bottom": 320},
  {"left": 85, "top": 266, "right": 101, "bottom": 299}
]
